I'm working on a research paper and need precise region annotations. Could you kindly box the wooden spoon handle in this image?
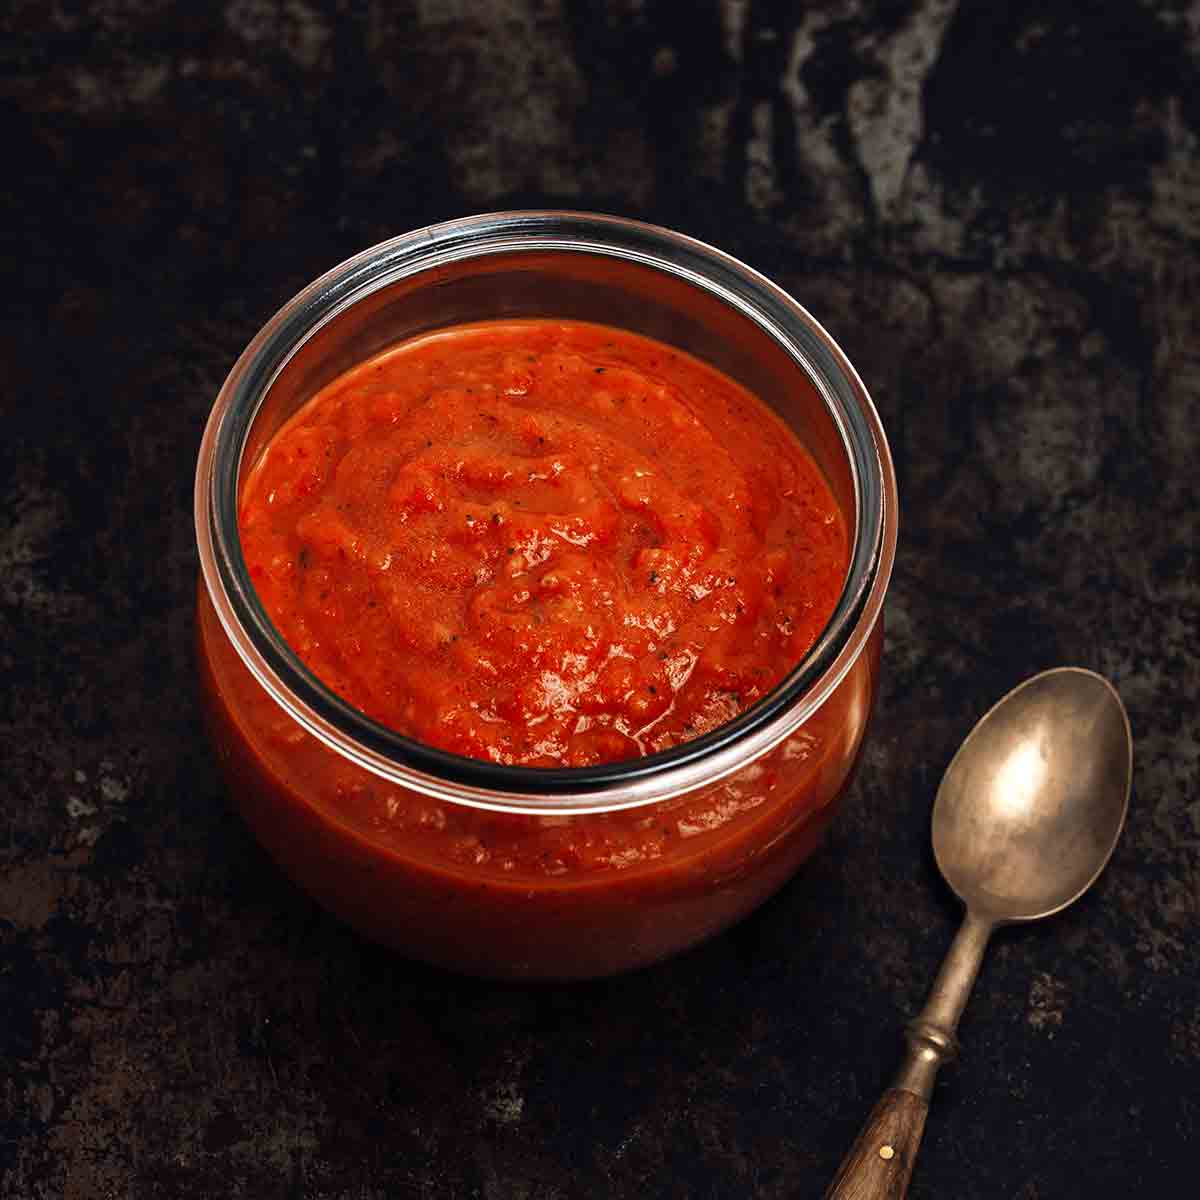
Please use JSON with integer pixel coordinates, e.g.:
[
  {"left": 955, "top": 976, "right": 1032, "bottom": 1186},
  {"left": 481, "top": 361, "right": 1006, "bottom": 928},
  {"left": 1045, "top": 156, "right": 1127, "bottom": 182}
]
[{"left": 823, "top": 1088, "right": 929, "bottom": 1200}]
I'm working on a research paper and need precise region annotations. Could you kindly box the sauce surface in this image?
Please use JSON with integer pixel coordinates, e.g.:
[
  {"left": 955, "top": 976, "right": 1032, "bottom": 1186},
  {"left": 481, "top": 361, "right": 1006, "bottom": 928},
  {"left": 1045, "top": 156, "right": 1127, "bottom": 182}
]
[{"left": 239, "top": 320, "right": 848, "bottom": 769}]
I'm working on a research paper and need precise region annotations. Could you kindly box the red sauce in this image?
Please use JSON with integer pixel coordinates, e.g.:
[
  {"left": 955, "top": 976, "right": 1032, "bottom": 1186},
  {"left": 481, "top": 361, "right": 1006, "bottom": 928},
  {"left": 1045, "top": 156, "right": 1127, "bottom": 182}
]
[
  {"left": 239, "top": 320, "right": 847, "bottom": 766},
  {"left": 198, "top": 319, "right": 875, "bottom": 977}
]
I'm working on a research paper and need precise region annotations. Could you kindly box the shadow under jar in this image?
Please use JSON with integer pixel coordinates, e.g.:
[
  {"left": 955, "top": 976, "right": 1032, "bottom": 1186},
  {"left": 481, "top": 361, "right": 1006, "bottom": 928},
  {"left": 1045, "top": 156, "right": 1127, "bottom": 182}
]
[{"left": 194, "top": 212, "right": 897, "bottom": 980}]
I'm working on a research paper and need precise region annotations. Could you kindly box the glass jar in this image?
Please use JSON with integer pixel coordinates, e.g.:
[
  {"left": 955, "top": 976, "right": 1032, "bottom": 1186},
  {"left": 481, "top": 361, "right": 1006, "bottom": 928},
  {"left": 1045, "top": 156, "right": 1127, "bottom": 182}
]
[{"left": 194, "top": 212, "right": 897, "bottom": 979}]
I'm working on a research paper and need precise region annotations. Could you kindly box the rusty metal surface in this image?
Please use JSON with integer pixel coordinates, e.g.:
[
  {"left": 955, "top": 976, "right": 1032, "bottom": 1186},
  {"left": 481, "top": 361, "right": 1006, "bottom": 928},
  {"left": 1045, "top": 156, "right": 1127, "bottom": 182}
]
[{"left": 2, "top": 3, "right": 1197, "bottom": 1196}]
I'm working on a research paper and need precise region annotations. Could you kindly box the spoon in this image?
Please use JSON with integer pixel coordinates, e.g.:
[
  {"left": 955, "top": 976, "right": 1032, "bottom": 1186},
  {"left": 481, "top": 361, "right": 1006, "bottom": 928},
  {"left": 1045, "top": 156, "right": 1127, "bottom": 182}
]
[{"left": 825, "top": 667, "right": 1132, "bottom": 1199}]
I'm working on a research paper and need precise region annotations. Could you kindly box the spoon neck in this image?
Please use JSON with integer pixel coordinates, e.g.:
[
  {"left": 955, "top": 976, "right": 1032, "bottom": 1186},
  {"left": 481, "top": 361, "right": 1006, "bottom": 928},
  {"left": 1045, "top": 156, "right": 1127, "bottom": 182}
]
[
  {"left": 893, "top": 910, "right": 995, "bottom": 1101},
  {"left": 927, "top": 908, "right": 995, "bottom": 1022}
]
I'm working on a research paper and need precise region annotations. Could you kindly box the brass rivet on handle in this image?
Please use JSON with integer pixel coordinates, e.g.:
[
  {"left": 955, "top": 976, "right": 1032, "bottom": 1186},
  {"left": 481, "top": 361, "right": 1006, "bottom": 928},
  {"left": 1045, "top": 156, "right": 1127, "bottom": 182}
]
[{"left": 878, "top": 1145, "right": 895, "bottom": 1161}]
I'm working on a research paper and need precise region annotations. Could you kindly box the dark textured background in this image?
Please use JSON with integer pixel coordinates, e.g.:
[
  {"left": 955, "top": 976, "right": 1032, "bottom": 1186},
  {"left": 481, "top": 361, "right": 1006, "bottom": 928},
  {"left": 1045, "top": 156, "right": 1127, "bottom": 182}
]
[{"left": 2, "top": 2, "right": 1198, "bottom": 1196}]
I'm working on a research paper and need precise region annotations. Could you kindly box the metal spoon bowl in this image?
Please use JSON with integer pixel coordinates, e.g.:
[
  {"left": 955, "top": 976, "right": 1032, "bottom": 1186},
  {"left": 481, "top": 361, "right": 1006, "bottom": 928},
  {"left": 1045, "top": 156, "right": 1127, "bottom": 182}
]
[
  {"left": 935, "top": 668, "right": 1131, "bottom": 921},
  {"left": 826, "top": 667, "right": 1132, "bottom": 1200}
]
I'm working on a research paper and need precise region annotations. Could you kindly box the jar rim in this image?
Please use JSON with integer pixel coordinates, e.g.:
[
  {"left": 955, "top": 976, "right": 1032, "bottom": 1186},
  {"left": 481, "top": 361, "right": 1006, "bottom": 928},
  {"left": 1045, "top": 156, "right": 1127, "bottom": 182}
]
[{"left": 195, "top": 211, "right": 897, "bottom": 814}]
